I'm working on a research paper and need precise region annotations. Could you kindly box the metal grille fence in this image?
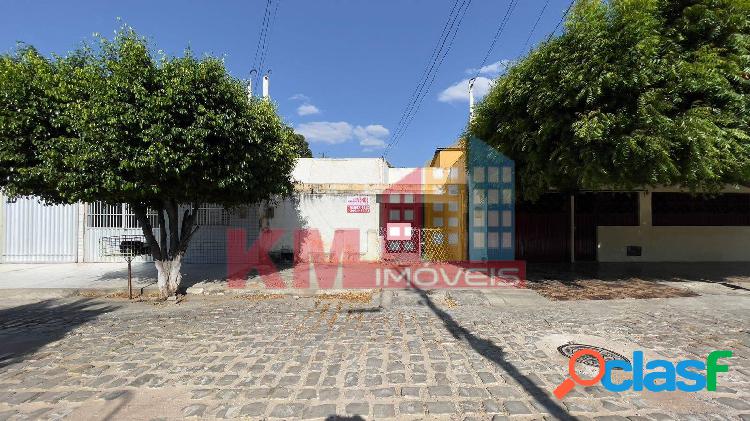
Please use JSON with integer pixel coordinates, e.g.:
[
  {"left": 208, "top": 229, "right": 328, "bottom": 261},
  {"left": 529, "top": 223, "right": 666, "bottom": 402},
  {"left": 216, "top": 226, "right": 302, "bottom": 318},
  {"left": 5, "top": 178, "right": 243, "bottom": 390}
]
[{"left": 379, "top": 227, "right": 451, "bottom": 263}]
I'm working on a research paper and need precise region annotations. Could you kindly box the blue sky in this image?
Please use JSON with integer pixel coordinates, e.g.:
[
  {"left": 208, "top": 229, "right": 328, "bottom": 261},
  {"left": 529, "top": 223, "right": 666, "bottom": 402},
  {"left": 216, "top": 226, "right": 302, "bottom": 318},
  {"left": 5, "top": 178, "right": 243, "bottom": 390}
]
[{"left": 0, "top": 0, "right": 571, "bottom": 167}]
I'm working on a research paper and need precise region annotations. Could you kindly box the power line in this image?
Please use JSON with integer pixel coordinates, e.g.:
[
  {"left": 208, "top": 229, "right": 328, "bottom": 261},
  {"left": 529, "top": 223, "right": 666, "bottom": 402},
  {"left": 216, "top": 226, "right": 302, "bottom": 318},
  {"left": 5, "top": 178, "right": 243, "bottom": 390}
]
[
  {"left": 251, "top": 0, "right": 273, "bottom": 87},
  {"left": 394, "top": 0, "right": 471, "bottom": 146},
  {"left": 472, "top": 0, "right": 519, "bottom": 79},
  {"left": 520, "top": 0, "right": 551, "bottom": 54},
  {"left": 387, "top": 0, "right": 461, "bottom": 146},
  {"left": 546, "top": 0, "right": 576, "bottom": 43},
  {"left": 384, "top": 0, "right": 472, "bottom": 158},
  {"left": 257, "top": 0, "right": 282, "bottom": 78}
]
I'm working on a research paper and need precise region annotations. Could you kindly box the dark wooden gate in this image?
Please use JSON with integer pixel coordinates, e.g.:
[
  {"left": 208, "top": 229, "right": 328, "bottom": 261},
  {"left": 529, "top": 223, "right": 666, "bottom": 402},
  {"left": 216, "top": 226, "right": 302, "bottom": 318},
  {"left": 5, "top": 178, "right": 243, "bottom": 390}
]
[
  {"left": 515, "top": 193, "right": 570, "bottom": 262},
  {"left": 574, "top": 192, "right": 639, "bottom": 261}
]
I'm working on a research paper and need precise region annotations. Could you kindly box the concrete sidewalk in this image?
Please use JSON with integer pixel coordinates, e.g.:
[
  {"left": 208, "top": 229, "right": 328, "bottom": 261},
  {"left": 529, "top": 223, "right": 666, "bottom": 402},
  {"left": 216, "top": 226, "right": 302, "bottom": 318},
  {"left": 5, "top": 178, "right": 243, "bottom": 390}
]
[{"left": 0, "top": 263, "right": 231, "bottom": 297}]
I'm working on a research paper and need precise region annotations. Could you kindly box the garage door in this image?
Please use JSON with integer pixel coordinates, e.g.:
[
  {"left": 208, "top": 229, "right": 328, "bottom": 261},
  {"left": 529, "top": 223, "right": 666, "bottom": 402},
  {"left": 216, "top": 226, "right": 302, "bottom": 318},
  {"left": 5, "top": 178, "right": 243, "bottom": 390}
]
[{"left": 2, "top": 197, "right": 78, "bottom": 263}]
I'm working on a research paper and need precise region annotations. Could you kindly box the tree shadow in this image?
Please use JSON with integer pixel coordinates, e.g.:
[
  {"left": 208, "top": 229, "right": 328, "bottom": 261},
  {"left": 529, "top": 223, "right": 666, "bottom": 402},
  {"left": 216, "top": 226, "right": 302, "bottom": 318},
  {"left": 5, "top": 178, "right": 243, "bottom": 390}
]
[
  {"left": 527, "top": 262, "right": 750, "bottom": 285},
  {"left": 0, "top": 299, "right": 119, "bottom": 369},
  {"left": 409, "top": 286, "right": 575, "bottom": 420},
  {"left": 324, "top": 416, "right": 365, "bottom": 421}
]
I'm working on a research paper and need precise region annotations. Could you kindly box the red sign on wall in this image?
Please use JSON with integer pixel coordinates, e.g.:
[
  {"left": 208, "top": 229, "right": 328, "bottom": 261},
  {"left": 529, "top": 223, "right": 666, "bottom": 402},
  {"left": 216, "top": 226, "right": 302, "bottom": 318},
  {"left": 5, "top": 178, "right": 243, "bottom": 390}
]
[{"left": 346, "top": 196, "right": 370, "bottom": 213}]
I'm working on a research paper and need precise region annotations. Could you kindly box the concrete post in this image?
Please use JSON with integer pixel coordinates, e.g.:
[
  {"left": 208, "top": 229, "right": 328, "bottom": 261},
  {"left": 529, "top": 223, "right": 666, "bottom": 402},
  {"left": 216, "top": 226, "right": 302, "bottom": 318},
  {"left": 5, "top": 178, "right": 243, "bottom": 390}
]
[
  {"left": 639, "top": 191, "right": 652, "bottom": 226},
  {"left": 468, "top": 78, "right": 476, "bottom": 120},
  {"left": 262, "top": 74, "right": 270, "bottom": 99},
  {"left": 0, "top": 192, "right": 5, "bottom": 262},
  {"left": 570, "top": 194, "right": 575, "bottom": 263},
  {"left": 76, "top": 203, "right": 86, "bottom": 262}
]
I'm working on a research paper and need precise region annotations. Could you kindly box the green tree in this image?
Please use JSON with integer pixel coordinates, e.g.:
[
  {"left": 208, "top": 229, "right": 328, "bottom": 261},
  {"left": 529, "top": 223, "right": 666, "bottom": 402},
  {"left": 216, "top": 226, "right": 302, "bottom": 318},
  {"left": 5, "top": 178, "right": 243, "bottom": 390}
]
[
  {"left": 0, "top": 28, "right": 301, "bottom": 296},
  {"left": 471, "top": 0, "right": 750, "bottom": 199},
  {"left": 290, "top": 131, "right": 313, "bottom": 158}
]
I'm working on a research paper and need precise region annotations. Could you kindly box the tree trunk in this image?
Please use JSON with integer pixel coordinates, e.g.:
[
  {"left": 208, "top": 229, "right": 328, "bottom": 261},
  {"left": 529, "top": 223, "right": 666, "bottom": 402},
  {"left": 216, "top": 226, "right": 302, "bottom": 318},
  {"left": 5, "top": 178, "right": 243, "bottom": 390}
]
[
  {"left": 133, "top": 202, "right": 199, "bottom": 299},
  {"left": 155, "top": 255, "right": 183, "bottom": 297}
]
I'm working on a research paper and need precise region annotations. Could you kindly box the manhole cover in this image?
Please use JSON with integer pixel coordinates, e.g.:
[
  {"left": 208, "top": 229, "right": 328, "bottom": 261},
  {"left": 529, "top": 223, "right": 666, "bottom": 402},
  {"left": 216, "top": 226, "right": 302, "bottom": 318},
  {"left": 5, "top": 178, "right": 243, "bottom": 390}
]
[{"left": 557, "top": 343, "right": 630, "bottom": 369}]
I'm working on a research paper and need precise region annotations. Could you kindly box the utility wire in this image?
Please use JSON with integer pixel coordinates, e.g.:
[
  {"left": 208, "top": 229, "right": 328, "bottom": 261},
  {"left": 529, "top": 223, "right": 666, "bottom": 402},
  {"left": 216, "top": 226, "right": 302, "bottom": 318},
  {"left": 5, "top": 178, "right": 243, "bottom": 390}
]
[
  {"left": 387, "top": 0, "right": 461, "bottom": 146},
  {"left": 389, "top": 0, "right": 470, "bottom": 148},
  {"left": 393, "top": 0, "right": 471, "bottom": 147},
  {"left": 520, "top": 0, "right": 551, "bottom": 54},
  {"left": 472, "top": 0, "right": 519, "bottom": 79},
  {"left": 384, "top": 0, "right": 472, "bottom": 158},
  {"left": 257, "top": 0, "right": 282, "bottom": 78},
  {"left": 546, "top": 0, "right": 576, "bottom": 43},
  {"left": 251, "top": 0, "right": 273, "bottom": 87}
]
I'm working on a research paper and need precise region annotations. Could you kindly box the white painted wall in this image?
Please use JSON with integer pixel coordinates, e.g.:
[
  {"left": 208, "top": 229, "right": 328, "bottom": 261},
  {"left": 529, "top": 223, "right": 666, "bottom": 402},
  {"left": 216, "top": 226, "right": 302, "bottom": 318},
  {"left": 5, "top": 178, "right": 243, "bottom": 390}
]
[
  {"left": 597, "top": 189, "right": 750, "bottom": 262},
  {"left": 598, "top": 226, "right": 750, "bottom": 262},
  {"left": 387, "top": 167, "right": 421, "bottom": 185},
  {"left": 267, "top": 193, "right": 380, "bottom": 260},
  {"left": 293, "top": 158, "right": 386, "bottom": 184}
]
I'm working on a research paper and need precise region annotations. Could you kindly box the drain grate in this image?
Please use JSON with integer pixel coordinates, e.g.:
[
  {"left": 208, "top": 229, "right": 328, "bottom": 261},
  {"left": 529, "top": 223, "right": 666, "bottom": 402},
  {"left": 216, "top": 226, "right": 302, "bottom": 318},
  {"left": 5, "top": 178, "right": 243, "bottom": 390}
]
[{"left": 557, "top": 343, "right": 630, "bottom": 369}]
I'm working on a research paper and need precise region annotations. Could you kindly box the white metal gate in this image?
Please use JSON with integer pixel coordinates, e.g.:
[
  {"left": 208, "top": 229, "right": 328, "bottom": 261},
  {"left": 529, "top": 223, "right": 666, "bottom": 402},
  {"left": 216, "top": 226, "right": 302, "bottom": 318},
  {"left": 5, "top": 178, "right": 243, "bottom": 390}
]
[
  {"left": 2, "top": 197, "right": 78, "bottom": 263},
  {"left": 84, "top": 202, "right": 259, "bottom": 264},
  {"left": 84, "top": 202, "right": 155, "bottom": 263}
]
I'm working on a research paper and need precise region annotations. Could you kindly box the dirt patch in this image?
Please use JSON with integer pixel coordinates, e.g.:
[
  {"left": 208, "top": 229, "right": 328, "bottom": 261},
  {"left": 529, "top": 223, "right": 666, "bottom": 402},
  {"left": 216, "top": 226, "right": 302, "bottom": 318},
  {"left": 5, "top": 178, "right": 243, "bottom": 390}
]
[
  {"left": 233, "top": 293, "right": 286, "bottom": 301},
  {"left": 77, "top": 290, "right": 163, "bottom": 301},
  {"left": 528, "top": 278, "right": 698, "bottom": 301},
  {"left": 315, "top": 291, "right": 374, "bottom": 303}
]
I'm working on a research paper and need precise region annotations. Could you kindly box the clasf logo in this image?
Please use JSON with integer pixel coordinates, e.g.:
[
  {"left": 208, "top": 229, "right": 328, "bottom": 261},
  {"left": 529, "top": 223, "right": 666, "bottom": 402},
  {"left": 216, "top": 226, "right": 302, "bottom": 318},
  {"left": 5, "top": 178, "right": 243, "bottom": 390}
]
[{"left": 553, "top": 349, "right": 733, "bottom": 399}]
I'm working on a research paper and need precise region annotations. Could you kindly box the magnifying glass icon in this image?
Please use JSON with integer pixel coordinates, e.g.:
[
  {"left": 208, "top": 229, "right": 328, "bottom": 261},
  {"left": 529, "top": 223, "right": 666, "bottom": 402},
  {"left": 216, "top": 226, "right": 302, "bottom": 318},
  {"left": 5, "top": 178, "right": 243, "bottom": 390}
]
[{"left": 553, "top": 348, "right": 605, "bottom": 399}]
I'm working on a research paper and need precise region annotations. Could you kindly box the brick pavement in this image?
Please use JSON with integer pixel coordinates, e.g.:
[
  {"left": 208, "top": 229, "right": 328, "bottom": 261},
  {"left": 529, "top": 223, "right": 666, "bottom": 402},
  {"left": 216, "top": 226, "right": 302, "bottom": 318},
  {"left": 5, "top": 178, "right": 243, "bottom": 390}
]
[{"left": 0, "top": 287, "right": 748, "bottom": 420}]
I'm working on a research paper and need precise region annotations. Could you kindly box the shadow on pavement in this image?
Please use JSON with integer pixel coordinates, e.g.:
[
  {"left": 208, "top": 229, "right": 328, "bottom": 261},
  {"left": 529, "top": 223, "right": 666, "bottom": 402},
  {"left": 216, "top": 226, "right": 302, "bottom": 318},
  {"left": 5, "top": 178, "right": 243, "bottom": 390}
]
[
  {"left": 0, "top": 299, "right": 119, "bottom": 369},
  {"left": 527, "top": 262, "right": 750, "bottom": 285},
  {"left": 410, "top": 286, "right": 575, "bottom": 420}
]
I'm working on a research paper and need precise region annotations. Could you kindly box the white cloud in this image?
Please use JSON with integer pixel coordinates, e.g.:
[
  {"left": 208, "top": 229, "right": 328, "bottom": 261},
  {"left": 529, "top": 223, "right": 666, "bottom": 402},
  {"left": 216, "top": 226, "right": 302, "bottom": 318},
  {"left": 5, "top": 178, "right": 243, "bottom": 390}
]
[
  {"left": 438, "top": 76, "right": 493, "bottom": 103},
  {"left": 294, "top": 121, "right": 390, "bottom": 150},
  {"left": 439, "top": 59, "right": 513, "bottom": 104},
  {"left": 297, "top": 104, "right": 321, "bottom": 116},
  {"left": 295, "top": 121, "right": 353, "bottom": 144},
  {"left": 465, "top": 59, "right": 513, "bottom": 77},
  {"left": 354, "top": 124, "right": 390, "bottom": 150},
  {"left": 289, "top": 93, "right": 310, "bottom": 101}
]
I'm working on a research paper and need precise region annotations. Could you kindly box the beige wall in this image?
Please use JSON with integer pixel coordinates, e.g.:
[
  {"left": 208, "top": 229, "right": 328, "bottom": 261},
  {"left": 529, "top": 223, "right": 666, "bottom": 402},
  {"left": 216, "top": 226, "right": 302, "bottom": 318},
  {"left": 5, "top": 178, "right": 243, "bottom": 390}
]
[{"left": 598, "top": 226, "right": 750, "bottom": 262}]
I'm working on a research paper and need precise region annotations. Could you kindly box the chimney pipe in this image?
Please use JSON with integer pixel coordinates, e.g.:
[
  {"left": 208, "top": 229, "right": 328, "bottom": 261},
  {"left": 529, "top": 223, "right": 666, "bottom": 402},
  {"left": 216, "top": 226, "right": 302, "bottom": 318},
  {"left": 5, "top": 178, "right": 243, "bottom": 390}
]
[{"left": 262, "top": 73, "right": 270, "bottom": 99}]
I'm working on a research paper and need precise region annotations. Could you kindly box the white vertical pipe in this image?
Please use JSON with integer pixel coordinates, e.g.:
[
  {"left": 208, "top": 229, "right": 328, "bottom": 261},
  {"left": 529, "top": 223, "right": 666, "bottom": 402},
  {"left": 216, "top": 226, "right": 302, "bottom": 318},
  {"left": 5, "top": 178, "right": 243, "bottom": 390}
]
[
  {"left": 468, "top": 78, "right": 476, "bottom": 121},
  {"left": 262, "top": 74, "right": 270, "bottom": 99}
]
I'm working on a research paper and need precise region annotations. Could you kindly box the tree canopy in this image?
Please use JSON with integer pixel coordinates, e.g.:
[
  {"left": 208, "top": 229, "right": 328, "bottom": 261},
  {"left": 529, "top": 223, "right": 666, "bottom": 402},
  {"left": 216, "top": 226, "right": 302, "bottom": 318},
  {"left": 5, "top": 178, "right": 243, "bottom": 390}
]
[
  {"left": 471, "top": 0, "right": 750, "bottom": 199},
  {"left": 0, "top": 28, "right": 307, "bottom": 295}
]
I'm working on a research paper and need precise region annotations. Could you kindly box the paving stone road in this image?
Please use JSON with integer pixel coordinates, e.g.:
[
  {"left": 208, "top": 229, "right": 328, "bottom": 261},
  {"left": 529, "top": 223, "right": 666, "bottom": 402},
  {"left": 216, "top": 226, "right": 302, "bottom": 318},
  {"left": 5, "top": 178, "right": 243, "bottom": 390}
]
[{"left": 0, "top": 285, "right": 748, "bottom": 420}]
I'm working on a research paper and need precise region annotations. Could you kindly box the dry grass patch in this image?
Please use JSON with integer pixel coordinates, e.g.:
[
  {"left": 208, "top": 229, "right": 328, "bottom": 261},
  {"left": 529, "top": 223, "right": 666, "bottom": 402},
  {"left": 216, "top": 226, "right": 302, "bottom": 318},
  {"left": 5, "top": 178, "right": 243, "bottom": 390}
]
[{"left": 528, "top": 279, "right": 698, "bottom": 301}]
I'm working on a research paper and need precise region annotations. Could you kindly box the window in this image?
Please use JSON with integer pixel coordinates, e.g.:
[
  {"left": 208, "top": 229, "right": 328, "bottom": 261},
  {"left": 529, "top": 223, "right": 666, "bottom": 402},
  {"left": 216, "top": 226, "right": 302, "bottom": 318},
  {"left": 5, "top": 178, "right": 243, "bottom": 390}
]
[
  {"left": 473, "top": 209, "right": 485, "bottom": 227},
  {"left": 473, "top": 167, "right": 485, "bottom": 183},
  {"left": 403, "top": 209, "right": 414, "bottom": 221},
  {"left": 488, "top": 210, "right": 499, "bottom": 227},
  {"left": 488, "top": 232, "right": 499, "bottom": 248},
  {"left": 88, "top": 203, "right": 159, "bottom": 228},
  {"left": 488, "top": 167, "right": 499, "bottom": 183},
  {"left": 488, "top": 189, "right": 499, "bottom": 205},
  {"left": 502, "top": 167, "right": 512, "bottom": 183},
  {"left": 196, "top": 205, "right": 231, "bottom": 226},
  {"left": 652, "top": 193, "right": 750, "bottom": 226},
  {"left": 389, "top": 209, "right": 401, "bottom": 221},
  {"left": 473, "top": 232, "right": 485, "bottom": 248}
]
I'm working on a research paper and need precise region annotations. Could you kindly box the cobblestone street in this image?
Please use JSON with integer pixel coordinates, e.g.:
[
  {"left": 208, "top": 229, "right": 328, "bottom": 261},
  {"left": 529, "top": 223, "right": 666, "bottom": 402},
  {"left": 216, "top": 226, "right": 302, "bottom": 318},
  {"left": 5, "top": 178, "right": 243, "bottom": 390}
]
[{"left": 0, "top": 285, "right": 748, "bottom": 420}]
